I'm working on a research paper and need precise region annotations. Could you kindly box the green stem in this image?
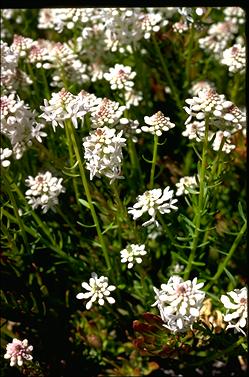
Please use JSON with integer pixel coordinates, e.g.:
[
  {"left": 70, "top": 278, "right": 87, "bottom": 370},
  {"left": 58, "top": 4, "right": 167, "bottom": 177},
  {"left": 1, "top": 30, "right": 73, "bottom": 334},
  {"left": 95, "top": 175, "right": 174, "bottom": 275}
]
[
  {"left": 66, "top": 121, "right": 111, "bottom": 271},
  {"left": 127, "top": 138, "right": 142, "bottom": 179},
  {"left": 40, "top": 67, "right": 50, "bottom": 100},
  {"left": 184, "top": 118, "right": 209, "bottom": 280},
  {"left": 4, "top": 172, "right": 57, "bottom": 249},
  {"left": 152, "top": 33, "right": 182, "bottom": 110},
  {"left": 2, "top": 174, "right": 29, "bottom": 251},
  {"left": 185, "top": 24, "right": 195, "bottom": 90},
  {"left": 158, "top": 213, "right": 175, "bottom": 244},
  {"left": 64, "top": 120, "right": 81, "bottom": 206},
  {"left": 149, "top": 134, "right": 158, "bottom": 189},
  {"left": 205, "top": 220, "right": 247, "bottom": 291}
]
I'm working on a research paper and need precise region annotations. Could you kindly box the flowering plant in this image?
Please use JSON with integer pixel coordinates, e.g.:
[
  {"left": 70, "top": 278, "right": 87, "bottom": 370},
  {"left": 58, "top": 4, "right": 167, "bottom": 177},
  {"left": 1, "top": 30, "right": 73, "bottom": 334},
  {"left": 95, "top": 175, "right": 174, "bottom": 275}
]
[{"left": 1, "top": 6, "right": 247, "bottom": 377}]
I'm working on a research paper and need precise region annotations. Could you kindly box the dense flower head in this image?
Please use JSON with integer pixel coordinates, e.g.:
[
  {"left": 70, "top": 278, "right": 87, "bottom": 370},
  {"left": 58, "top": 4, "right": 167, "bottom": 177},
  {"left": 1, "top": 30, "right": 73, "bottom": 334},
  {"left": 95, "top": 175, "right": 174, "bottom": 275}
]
[
  {"left": 128, "top": 187, "right": 178, "bottom": 227},
  {"left": 4, "top": 338, "right": 33, "bottom": 367},
  {"left": 211, "top": 131, "right": 236, "bottom": 154},
  {"left": 0, "top": 40, "right": 18, "bottom": 92},
  {"left": 138, "top": 12, "right": 166, "bottom": 39},
  {"left": 142, "top": 111, "right": 175, "bottom": 136},
  {"left": 184, "top": 89, "right": 245, "bottom": 137},
  {"left": 175, "top": 175, "right": 199, "bottom": 196},
  {"left": 116, "top": 117, "right": 141, "bottom": 143},
  {"left": 124, "top": 89, "right": 143, "bottom": 109},
  {"left": 25, "top": 171, "right": 65, "bottom": 213},
  {"left": 0, "top": 147, "right": 12, "bottom": 167},
  {"left": 27, "top": 42, "right": 50, "bottom": 68},
  {"left": 182, "top": 120, "right": 206, "bottom": 141},
  {"left": 1, "top": 93, "right": 47, "bottom": 159},
  {"left": 199, "top": 21, "right": 237, "bottom": 57},
  {"left": 224, "top": 7, "right": 245, "bottom": 25},
  {"left": 89, "top": 98, "right": 126, "bottom": 128},
  {"left": 40, "top": 88, "right": 86, "bottom": 130},
  {"left": 120, "top": 244, "right": 147, "bottom": 269},
  {"left": 220, "top": 44, "right": 245, "bottom": 73},
  {"left": 172, "top": 21, "right": 189, "bottom": 34},
  {"left": 152, "top": 276, "right": 206, "bottom": 333},
  {"left": 76, "top": 272, "right": 116, "bottom": 310},
  {"left": 82, "top": 126, "right": 126, "bottom": 183},
  {"left": 220, "top": 287, "right": 247, "bottom": 336},
  {"left": 10, "top": 34, "right": 34, "bottom": 57},
  {"left": 189, "top": 80, "right": 215, "bottom": 96},
  {"left": 104, "top": 64, "right": 136, "bottom": 91}
]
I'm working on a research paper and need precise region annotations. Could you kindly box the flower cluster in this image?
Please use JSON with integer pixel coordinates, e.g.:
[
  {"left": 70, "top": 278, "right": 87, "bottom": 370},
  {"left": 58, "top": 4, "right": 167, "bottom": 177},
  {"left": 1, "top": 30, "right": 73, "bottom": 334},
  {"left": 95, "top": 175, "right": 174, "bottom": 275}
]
[
  {"left": 89, "top": 97, "right": 126, "bottom": 128},
  {"left": 82, "top": 127, "right": 126, "bottom": 183},
  {"left": 120, "top": 244, "right": 147, "bottom": 269},
  {"left": 25, "top": 171, "right": 65, "bottom": 213},
  {"left": 142, "top": 111, "right": 175, "bottom": 136},
  {"left": 184, "top": 88, "right": 246, "bottom": 137},
  {"left": 175, "top": 175, "right": 199, "bottom": 196},
  {"left": 152, "top": 276, "right": 206, "bottom": 332},
  {"left": 220, "top": 44, "right": 245, "bottom": 73},
  {"left": 0, "top": 40, "right": 18, "bottom": 92},
  {"left": 76, "top": 272, "right": 116, "bottom": 310},
  {"left": 40, "top": 88, "right": 84, "bottom": 130},
  {"left": 220, "top": 287, "right": 247, "bottom": 336},
  {"left": 104, "top": 64, "right": 136, "bottom": 91},
  {"left": 4, "top": 338, "right": 33, "bottom": 367},
  {"left": 116, "top": 118, "right": 142, "bottom": 143},
  {"left": 0, "top": 147, "right": 12, "bottom": 167},
  {"left": 224, "top": 7, "right": 245, "bottom": 25},
  {"left": 199, "top": 21, "right": 238, "bottom": 57},
  {"left": 1, "top": 93, "right": 47, "bottom": 159},
  {"left": 128, "top": 187, "right": 178, "bottom": 227}
]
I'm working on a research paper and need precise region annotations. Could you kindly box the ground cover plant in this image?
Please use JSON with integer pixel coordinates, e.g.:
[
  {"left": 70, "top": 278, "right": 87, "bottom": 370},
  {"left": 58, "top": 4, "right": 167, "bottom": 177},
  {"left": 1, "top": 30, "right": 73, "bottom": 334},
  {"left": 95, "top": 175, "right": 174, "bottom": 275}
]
[{"left": 0, "top": 6, "right": 247, "bottom": 377}]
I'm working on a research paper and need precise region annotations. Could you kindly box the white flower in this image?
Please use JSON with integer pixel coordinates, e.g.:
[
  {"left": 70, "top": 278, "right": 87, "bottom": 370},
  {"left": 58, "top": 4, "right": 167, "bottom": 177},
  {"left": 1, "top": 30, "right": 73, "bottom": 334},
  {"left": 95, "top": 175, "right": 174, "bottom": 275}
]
[
  {"left": 128, "top": 187, "right": 178, "bottom": 227},
  {"left": 221, "top": 287, "right": 247, "bottom": 336},
  {"left": 211, "top": 131, "right": 236, "bottom": 154},
  {"left": 175, "top": 175, "right": 199, "bottom": 196},
  {"left": 0, "top": 40, "right": 18, "bottom": 92},
  {"left": 104, "top": 64, "right": 136, "bottom": 91},
  {"left": 89, "top": 97, "right": 126, "bottom": 128},
  {"left": 142, "top": 111, "right": 175, "bottom": 136},
  {"left": 198, "top": 21, "right": 237, "bottom": 57},
  {"left": 4, "top": 338, "right": 33, "bottom": 367},
  {"left": 76, "top": 272, "right": 116, "bottom": 310},
  {"left": 1, "top": 93, "right": 47, "bottom": 159},
  {"left": 0, "top": 147, "right": 12, "bottom": 167},
  {"left": 40, "top": 88, "right": 84, "bottom": 130},
  {"left": 82, "top": 126, "right": 126, "bottom": 183},
  {"left": 184, "top": 89, "right": 245, "bottom": 135},
  {"left": 116, "top": 118, "right": 142, "bottom": 143},
  {"left": 138, "top": 12, "right": 165, "bottom": 39},
  {"left": 120, "top": 244, "right": 147, "bottom": 269},
  {"left": 189, "top": 80, "right": 216, "bottom": 96},
  {"left": 220, "top": 44, "right": 245, "bottom": 73},
  {"left": 172, "top": 21, "right": 189, "bottom": 34},
  {"left": 182, "top": 120, "right": 206, "bottom": 142},
  {"left": 152, "top": 276, "right": 206, "bottom": 333},
  {"left": 10, "top": 34, "right": 34, "bottom": 57},
  {"left": 224, "top": 7, "right": 245, "bottom": 25},
  {"left": 25, "top": 171, "right": 65, "bottom": 213},
  {"left": 124, "top": 90, "right": 143, "bottom": 109}
]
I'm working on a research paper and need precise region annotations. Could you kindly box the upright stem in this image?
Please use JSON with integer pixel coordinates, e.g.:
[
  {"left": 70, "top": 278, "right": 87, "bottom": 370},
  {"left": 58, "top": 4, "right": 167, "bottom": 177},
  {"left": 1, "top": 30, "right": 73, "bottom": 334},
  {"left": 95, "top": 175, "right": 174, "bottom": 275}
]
[
  {"left": 184, "top": 118, "right": 209, "bottom": 280},
  {"left": 205, "top": 221, "right": 247, "bottom": 291},
  {"left": 2, "top": 173, "right": 29, "bottom": 251},
  {"left": 185, "top": 24, "right": 195, "bottom": 90},
  {"left": 152, "top": 33, "right": 182, "bottom": 110},
  {"left": 64, "top": 120, "right": 81, "bottom": 206},
  {"left": 66, "top": 121, "right": 111, "bottom": 271},
  {"left": 149, "top": 134, "right": 158, "bottom": 189}
]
